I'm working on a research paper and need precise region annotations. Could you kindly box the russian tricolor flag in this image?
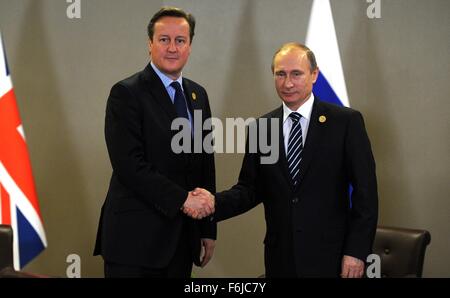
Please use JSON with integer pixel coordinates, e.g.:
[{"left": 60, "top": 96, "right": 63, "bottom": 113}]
[
  {"left": 306, "top": 0, "right": 354, "bottom": 202},
  {"left": 0, "top": 32, "right": 47, "bottom": 269},
  {"left": 306, "top": 0, "right": 350, "bottom": 108}
]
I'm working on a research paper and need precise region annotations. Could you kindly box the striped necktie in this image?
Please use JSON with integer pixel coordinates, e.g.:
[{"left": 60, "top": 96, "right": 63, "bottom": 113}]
[
  {"left": 287, "top": 112, "right": 303, "bottom": 186},
  {"left": 170, "top": 81, "right": 189, "bottom": 119}
]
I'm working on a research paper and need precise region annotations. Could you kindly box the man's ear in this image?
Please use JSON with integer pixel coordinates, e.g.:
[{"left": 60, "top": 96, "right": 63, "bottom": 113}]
[
  {"left": 148, "top": 39, "right": 152, "bottom": 55},
  {"left": 312, "top": 67, "right": 319, "bottom": 84}
]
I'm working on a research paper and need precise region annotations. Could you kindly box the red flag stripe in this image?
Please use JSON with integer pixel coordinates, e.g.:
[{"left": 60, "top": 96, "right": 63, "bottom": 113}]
[
  {"left": 0, "top": 183, "right": 11, "bottom": 224},
  {"left": 0, "top": 89, "right": 41, "bottom": 217}
]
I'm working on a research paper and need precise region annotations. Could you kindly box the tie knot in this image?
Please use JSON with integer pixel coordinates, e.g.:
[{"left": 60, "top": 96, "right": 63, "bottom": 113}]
[
  {"left": 289, "top": 112, "right": 302, "bottom": 122},
  {"left": 170, "top": 81, "right": 182, "bottom": 92}
]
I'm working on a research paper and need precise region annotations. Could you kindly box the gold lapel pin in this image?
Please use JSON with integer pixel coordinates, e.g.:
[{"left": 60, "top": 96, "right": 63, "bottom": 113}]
[
  {"left": 319, "top": 115, "right": 327, "bottom": 123},
  {"left": 191, "top": 92, "right": 197, "bottom": 100}
]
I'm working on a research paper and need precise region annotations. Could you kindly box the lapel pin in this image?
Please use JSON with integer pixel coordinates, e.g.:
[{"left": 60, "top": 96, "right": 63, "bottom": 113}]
[
  {"left": 191, "top": 92, "right": 197, "bottom": 100},
  {"left": 319, "top": 115, "right": 327, "bottom": 123}
]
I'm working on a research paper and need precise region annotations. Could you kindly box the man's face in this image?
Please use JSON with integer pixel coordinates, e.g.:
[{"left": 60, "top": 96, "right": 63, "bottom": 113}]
[
  {"left": 273, "top": 48, "right": 318, "bottom": 110},
  {"left": 148, "top": 16, "right": 191, "bottom": 80}
]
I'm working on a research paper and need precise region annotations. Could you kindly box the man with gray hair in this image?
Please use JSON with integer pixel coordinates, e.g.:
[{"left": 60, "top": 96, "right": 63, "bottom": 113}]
[{"left": 190, "top": 43, "right": 378, "bottom": 278}]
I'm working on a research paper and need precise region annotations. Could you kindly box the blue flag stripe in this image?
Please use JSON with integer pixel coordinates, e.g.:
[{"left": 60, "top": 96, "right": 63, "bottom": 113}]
[
  {"left": 17, "top": 208, "right": 45, "bottom": 268},
  {"left": 313, "top": 72, "right": 343, "bottom": 106}
]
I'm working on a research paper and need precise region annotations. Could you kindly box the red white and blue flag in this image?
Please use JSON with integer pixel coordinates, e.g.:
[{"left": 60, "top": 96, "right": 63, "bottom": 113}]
[
  {"left": 0, "top": 32, "right": 47, "bottom": 269},
  {"left": 306, "top": 0, "right": 350, "bottom": 108}
]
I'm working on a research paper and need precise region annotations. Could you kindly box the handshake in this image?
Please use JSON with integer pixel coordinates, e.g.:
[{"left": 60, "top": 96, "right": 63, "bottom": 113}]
[{"left": 182, "top": 188, "right": 215, "bottom": 219}]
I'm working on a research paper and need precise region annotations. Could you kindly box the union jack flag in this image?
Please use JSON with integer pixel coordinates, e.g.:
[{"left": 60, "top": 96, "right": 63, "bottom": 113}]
[{"left": 0, "top": 32, "right": 47, "bottom": 269}]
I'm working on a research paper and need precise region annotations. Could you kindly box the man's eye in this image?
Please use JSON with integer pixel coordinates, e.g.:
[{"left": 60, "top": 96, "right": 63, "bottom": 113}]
[
  {"left": 176, "top": 39, "right": 186, "bottom": 45},
  {"left": 160, "top": 37, "right": 169, "bottom": 43},
  {"left": 275, "top": 72, "right": 286, "bottom": 78}
]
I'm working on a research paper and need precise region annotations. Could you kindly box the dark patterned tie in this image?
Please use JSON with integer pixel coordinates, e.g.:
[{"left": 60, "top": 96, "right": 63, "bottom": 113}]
[
  {"left": 170, "top": 81, "right": 189, "bottom": 119},
  {"left": 287, "top": 112, "right": 303, "bottom": 186}
]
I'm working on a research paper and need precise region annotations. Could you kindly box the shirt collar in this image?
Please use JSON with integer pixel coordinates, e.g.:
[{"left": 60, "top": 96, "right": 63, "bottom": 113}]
[
  {"left": 150, "top": 62, "right": 183, "bottom": 89},
  {"left": 283, "top": 93, "right": 315, "bottom": 123}
]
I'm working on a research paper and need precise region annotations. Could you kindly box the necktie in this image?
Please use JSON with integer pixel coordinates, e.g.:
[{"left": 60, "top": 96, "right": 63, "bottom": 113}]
[
  {"left": 170, "top": 81, "right": 189, "bottom": 119},
  {"left": 287, "top": 112, "right": 303, "bottom": 186}
]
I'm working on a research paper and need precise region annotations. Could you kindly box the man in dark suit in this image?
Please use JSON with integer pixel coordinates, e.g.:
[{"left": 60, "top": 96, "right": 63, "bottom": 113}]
[
  {"left": 94, "top": 7, "right": 216, "bottom": 278},
  {"left": 189, "top": 43, "right": 378, "bottom": 278}
]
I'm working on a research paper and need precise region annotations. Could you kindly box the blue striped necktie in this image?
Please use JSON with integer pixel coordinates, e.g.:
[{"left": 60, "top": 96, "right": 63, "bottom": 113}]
[{"left": 287, "top": 112, "right": 303, "bottom": 186}]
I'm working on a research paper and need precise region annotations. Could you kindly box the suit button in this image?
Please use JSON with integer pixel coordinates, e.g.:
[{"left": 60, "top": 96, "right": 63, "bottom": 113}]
[
  {"left": 384, "top": 248, "right": 390, "bottom": 255},
  {"left": 292, "top": 197, "right": 299, "bottom": 204}
]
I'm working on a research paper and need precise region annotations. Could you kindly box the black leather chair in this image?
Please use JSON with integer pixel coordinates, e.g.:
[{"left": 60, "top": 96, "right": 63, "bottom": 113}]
[
  {"left": 0, "top": 224, "right": 14, "bottom": 271},
  {"left": 372, "top": 225, "right": 431, "bottom": 278}
]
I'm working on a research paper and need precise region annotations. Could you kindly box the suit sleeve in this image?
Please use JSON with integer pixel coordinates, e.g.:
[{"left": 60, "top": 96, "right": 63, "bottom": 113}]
[
  {"left": 214, "top": 126, "right": 262, "bottom": 222},
  {"left": 105, "top": 82, "right": 187, "bottom": 219},
  {"left": 198, "top": 88, "right": 217, "bottom": 239},
  {"left": 343, "top": 111, "right": 378, "bottom": 261}
]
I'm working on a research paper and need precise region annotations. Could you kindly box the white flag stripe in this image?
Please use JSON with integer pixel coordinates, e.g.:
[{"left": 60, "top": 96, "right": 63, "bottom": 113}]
[
  {"left": 0, "top": 162, "right": 47, "bottom": 248},
  {"left": 17, "top": 125, "right": 26, "bottom": 140},
  {"left": 305, "top": 0, "right": 350, "bottom": 107},
  {"left": 0, "top": 75, "right": 12, "bottom": 98},
  {"left": 0, "top": 184, "right": 2, "bottom": 223},
  {"left": 9, "top": 196, "right": 20, "bottom": 269},
  {"left": 0, "top": 32, "right": 12, "bottom": 98}
]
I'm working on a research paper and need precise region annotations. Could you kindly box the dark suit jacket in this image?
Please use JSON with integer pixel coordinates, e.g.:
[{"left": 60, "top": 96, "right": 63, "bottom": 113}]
[
  {"left": 215, "top": 98, "right": 378, "bottom": 277},
  {"left": 94, "top": 63, "right": 216, "bottom": 268}
]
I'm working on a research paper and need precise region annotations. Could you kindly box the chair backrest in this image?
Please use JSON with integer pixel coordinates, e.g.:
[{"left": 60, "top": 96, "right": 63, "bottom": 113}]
[
  {"left": 0, "top": 225, "right": 14, "bottom": 270},
  {"left": 372, "top": 226, "right": 431, "bottom": 278}
]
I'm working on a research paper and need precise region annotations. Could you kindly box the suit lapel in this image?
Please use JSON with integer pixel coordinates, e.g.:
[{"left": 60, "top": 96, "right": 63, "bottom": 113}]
[
  {"left": 295, "top": 99, "right": 327, "bottom": 190},
  {"left": 182, "top": 80, "right": 200, "bottom": 114},
  {"left": 142, "top": 63, "right": 178, "bottom": 121},
  {"left": 141, "top": 64, "right": 191, "bottom": 164}
]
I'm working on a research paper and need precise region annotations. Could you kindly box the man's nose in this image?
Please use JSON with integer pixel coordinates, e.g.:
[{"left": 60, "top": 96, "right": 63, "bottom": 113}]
[
  {"left": 167, "top": 41, "right": 177, "bottom": 52},
  {"left": 284, "top": 76, "right": 294, "bottom": 88}
]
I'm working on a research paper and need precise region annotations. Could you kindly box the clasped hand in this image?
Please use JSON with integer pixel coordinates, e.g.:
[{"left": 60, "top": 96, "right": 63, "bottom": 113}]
[{"left": 182, "top": 188, "right": 215, "bottom": 219}]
